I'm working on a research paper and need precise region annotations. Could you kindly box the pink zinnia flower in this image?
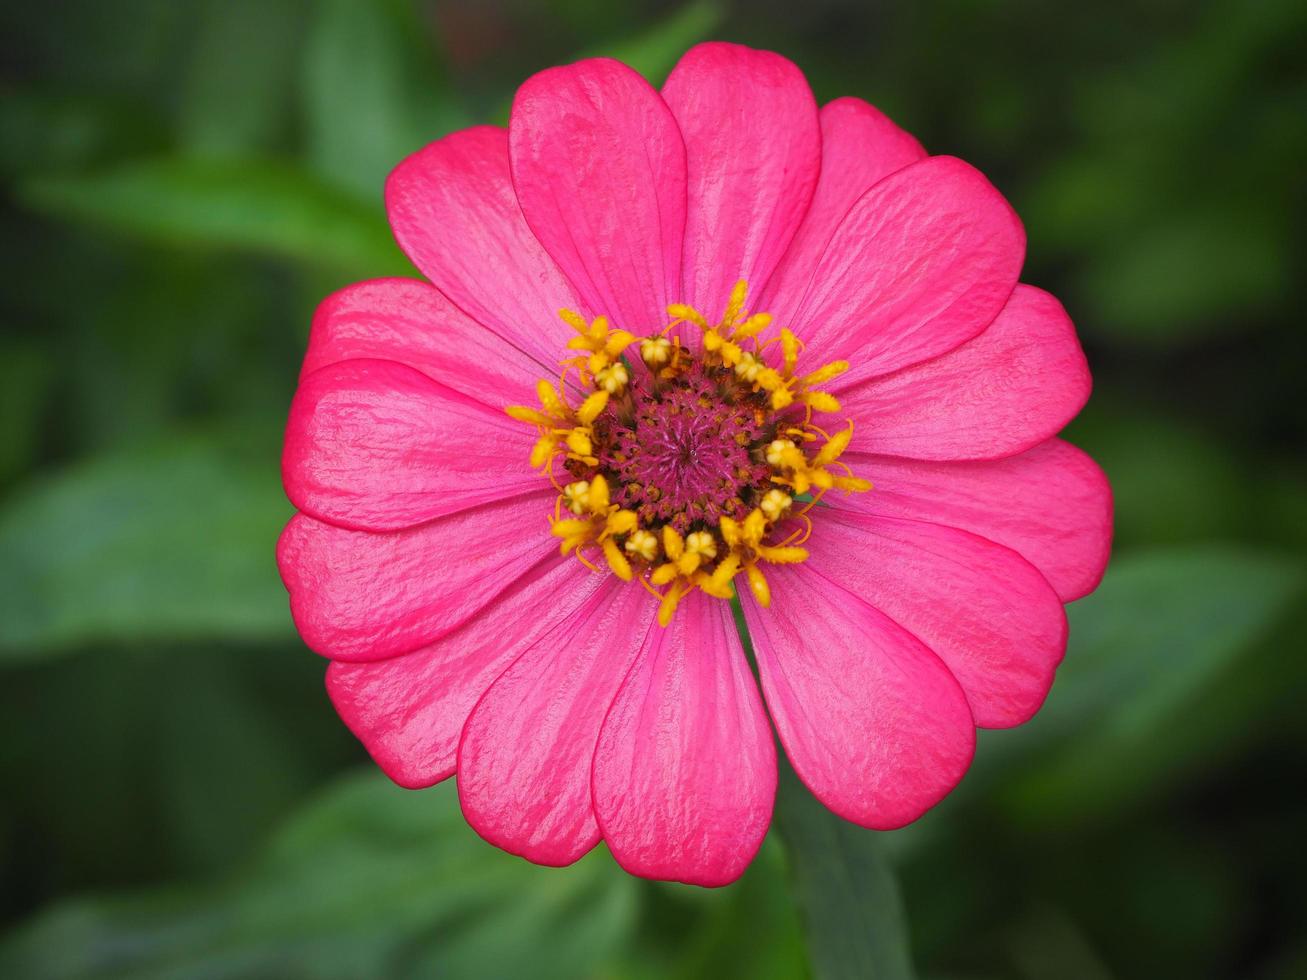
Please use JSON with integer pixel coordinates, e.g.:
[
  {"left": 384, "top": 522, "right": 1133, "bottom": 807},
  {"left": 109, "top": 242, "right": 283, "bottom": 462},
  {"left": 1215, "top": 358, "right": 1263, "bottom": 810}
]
[{"left": 278, "top": 43, "right": 1111, "bottom": 886}]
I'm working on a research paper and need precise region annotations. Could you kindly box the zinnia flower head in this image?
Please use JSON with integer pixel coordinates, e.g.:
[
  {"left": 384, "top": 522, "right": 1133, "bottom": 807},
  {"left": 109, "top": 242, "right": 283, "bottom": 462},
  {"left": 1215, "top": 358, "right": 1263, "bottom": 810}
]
[{"left": 279, "top": 42, "right": 1112, "bottom": 886}]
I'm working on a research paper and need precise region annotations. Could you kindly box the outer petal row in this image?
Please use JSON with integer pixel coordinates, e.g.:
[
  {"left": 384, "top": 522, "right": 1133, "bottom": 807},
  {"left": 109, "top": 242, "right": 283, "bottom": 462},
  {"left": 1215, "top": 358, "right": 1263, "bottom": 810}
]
[
  {"left": 284, "top": 358, "right": 539, "bottom": 531},
  {"left": 837, "top": 440, "right": 1113, "bottom": 602},
  {"left": 325, "top": 556, "right": 607, "bottom": 787},
  {"left": 277, "top": 492, "right": 558, "bottom": 662},
  {"left": 457, "top": 579, "right": 654, "bottom": 866},
  {"left": 774, "top": 155, "right": 1026, "bottom": 386},
  {"left": 593, "top": 589, "right": 775, "bottom": 886},
  {"left": 386, "top": 127, "right": 581, "bottom": 369},
  {"left": 457, "top": 584, "right": 773, "bottom": 887},
  {"left": 805, "top": 511, "right": 1069, "bottom": 730},
  {"left": 387, "top": 45, "right": 1027, "bottom": 393},
  {"left": 838, "top": 285, "right": 1091, "bottom": 461},
  {"left": 742, "top": 566, "right": 974, "bottom": 830},
  {"left": 302, "top": 277, "right": 546, "bottom": 408}
]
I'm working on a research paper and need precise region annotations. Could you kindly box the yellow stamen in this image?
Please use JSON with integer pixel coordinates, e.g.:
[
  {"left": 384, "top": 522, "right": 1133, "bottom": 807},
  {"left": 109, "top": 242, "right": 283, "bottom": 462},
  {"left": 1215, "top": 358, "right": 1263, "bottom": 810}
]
[{"left": 734, "top": 351, "right": 763, "bottom": 382}]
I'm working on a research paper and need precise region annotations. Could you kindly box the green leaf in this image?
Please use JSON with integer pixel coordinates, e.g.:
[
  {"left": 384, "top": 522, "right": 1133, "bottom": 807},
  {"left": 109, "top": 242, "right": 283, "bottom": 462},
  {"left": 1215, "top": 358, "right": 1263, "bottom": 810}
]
[
  {"left": 18, "top": 158, "right": 410, "bottom": 275},
  {"left": 774, "top": 762, "right": 916, "bottom": 980},
  {"left": 0, "top": 772, "right": 637, "bottom": 979},
  {"left": 0, "top": 645, "right": 348, "bottom": 882},
  {"left": 0, "top": 341, "right": 52, "bottom": 485},
  {"left": 614, "top": 840, "right": 806, "bottom": 980},
  {"left": 1080, "top": 204, "right": 1289, "bottom": 346},
  {"left": 0, "top": 89, "right": 167, "bottom": 179},
  {"left": 1066, "top": 406, "right": 1245, "bottom": 549},
  {"left": 983, "top": 547, "right": 1305, "bottom": 823},
  {"left": 179, "top": 0, "right": 309, "bottom": 155},
  {"left": 302, "top": 0, "right": 468, "bottom": 197},
  {"left": 0, "top": 431, "right": 294, "bottom": 659}
]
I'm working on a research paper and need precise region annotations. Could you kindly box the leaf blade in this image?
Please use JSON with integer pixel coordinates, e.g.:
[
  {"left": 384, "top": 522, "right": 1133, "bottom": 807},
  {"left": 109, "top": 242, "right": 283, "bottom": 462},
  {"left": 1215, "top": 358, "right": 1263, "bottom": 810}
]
[
  {"left": 774, "top": 762, "right": 916, "bottom": 980},
  {"left": 18, "top": 157, "right": 410, "bottom": 275},
  {"left": 0, "top": 431, "right": 294, "bottom": 658},
  {"left": 0, "top": 772, "right": 637, "bottom": 980}
]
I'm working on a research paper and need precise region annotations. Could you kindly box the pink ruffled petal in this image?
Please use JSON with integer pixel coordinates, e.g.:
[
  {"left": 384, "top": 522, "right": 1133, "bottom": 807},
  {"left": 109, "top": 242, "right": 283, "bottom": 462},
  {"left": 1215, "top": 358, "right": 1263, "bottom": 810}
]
[
  {"left": 808, "top": 510, "right": 1067, "bottom": 729},
  {"left": 386, "top": 126, "right": 580, "bottom": 367},
  {"left": 781, "top": 155, "right": 1024, "bottom": 385},
  {"left": 325, "top": 556, "right": 605, "bottom": 789},
  {"left": 761, "top": 97, "right": 925, "bottom": 312},
  {"left": 457, "top": 580, "right": 656, "bottom": 866},
  {"left": 839, "top": 285, "right": 1090, "bottom": 460},
  {"left": 835, "top": 440, "right": 1113, "bottom": 601},
  {"left": 661, "top": 42, "right": 819, "bottom": 317},
  {"left": 743, "top": 564, "right": 973, "bottom": 830},
  {"left": 592, "top": 590, "right": 775, "bottom": 887},
  {"left": 509, "top": 58, "right": 686, "bottom": 332},
  {"left": 301, "top": 278, "right": 546, "bottom": 408},
  {"left": 276, "top": 492, "right": 557, "bottom": 662},
  {"left": 284, "top": 359, "right": 539, "bottom": 532}
]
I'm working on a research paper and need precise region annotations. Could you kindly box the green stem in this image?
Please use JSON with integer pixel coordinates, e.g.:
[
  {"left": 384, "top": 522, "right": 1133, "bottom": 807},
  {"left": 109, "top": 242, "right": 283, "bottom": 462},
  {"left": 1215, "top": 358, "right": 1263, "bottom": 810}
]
[{"left": 732, "top": 596, "right": 917, "bottom": 980}]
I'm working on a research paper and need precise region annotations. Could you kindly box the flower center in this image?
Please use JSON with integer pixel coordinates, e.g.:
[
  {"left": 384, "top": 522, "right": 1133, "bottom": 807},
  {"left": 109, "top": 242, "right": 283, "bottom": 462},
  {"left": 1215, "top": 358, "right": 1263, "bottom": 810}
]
[
  {"left": 587, "top": 360, "right": 772, "bottom": 534},
  {"left": 506, "top": 281, "right": 871, "bottom": 624}
]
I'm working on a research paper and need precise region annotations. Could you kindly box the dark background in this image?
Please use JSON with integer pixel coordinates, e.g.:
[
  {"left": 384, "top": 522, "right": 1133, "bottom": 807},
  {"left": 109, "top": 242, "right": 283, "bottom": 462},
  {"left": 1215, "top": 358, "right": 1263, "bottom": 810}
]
[{"left": 1, "top": 1, "right": 1305, "bottom": 977}]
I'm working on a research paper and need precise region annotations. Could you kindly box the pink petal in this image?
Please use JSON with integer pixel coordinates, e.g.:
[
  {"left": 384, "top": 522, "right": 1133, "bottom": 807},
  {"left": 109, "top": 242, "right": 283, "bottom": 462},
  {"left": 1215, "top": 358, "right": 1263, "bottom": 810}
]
[
  {"left": 661, "top": 42, "right": 819, "bottom": 317},
  {"left": 743, "top": 565, "right": 974, "bottom": 829},
  {"left": 325, "top": 556, "right": 605, "bottom": 788},
  {"left": 839, "top": 285, "right": 1090, "bottom": 460},
  {"left": 276, "top": 492, "right": 557, "bottom": 662},
  {"left": 457, "top": 580, "right": 656, "bottom": 866},
  {"left": 761, "top": 97, "right": 926, "bottom": 311},
  {"left": 301, "top": 278, "right": 546, "bottom": 409},
  {"left": 592, "top": 590, "right": 776, "bottom": 887},
  {"left": 835, "top": 439, "right": 1113, "bottom": 601},
  {"left": 386, "top": 126, "right": 581, "bottom": 367},
  {"left": 509, "top": 58, "right": 686, "bottom": 332},
  {"left": 779, "top": 155, "right": 1024, "bottom": 385},
  {"left": 284, "top": 359, "right": 539, "bottom": 532},
  {"left": 808, "top": 510, "right": 1068, "bottom": 729}
]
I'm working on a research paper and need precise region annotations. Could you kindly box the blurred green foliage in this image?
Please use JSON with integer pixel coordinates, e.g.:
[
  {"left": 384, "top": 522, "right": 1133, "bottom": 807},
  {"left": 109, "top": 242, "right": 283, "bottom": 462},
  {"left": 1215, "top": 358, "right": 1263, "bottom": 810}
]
[{"left": 1, "top": 1, "right": 1305, "bottom": 978}]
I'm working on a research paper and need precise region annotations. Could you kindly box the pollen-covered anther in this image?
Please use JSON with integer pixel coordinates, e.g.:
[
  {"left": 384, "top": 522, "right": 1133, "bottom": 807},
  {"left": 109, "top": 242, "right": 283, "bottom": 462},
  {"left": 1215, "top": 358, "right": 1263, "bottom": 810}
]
[
  {"left": 624, "top": 529, "right": 659, "bottom": 561},
  {"left": 668, "top": 280, "right": 773, "bottom": 376},
  {"left": 595, "top": 362, "right": 629, "bottom": 394},
  {"left": 734, "top": 351, "right": 763, "bottom": 382},
  {"left": 759, "top": 488, "right": 793, "bottom": 521},
  {"left": 640, "top": 336, "right": 671, "bottom": 368},
  {"left": 563, "top": 480, "right": 591, "bottom": 515},
  {"left": 651, "top": 525, "right": 716, "bottom": 583}
]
